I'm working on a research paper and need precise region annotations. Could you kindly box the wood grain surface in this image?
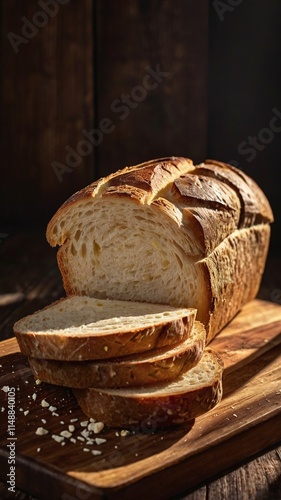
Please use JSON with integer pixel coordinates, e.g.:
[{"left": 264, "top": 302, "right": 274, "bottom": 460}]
[{"left": 0, "top": 299, "right": 280, "bottom": 500}]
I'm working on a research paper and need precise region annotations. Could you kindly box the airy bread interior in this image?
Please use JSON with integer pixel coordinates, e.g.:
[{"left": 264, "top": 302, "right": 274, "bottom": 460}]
[
  {"left": 15, "top": 296, "right": 195, "bottom": 336},
  {"left": 56, "top": 197, "right": 208, "bottom": 317}
]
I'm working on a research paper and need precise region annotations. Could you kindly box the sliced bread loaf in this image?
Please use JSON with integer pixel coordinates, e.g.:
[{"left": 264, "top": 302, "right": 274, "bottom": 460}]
[
  {"left": 13, "top": 296, "right": 196, "bottom": 361},
  {"left": 46, "top": 157, "right": 273, "bottom": 342},
  {"left": 73, "top": 349, "right": 223, "bottom": 428},
  {"left": 28, "top": 321, "right": 206, "bottom": 388}
]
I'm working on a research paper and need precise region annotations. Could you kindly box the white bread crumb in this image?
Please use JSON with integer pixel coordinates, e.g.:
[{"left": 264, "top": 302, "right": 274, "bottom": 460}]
[
  {"left": 49, "top": 405, "right": 57, "bottom": 412},
  {"left": 60, "top": 430, "right": 72, "bottom": 439},
  {"left": 52, "top": 434, "right": 64, "bottom": 443},
  {"left": 89, "top": 422, "right": 104, "bottom": 434},
  {"left": 95, "top": 438, "right": 106, "bottom": 445},
  {"left": 35, "top": 427, "right": 48, "bottom": 436}
]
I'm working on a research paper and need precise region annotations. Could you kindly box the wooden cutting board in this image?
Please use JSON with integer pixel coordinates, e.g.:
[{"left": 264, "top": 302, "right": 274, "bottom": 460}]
[{"left": 0, "top": 299, "right": 281, "bottom": 500}]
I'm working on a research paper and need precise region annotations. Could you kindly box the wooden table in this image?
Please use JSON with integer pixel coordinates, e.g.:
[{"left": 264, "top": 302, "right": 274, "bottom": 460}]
[{"left": 0, "top": 229, "right": 281, "bottom": 499}]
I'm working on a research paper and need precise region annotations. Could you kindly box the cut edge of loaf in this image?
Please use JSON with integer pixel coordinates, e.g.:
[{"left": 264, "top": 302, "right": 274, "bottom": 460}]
[
  {"left": 43, "top": 158, "right": 272, "bottom": 340},
  {"left": 73, "top": 348, "right": 224, "bottom": 428},
  {"left": 13, "top": 296, "right": 196, "bottom": 361},
  {"left": 28, "top": 321, "right": 206, "bottom": 388}
]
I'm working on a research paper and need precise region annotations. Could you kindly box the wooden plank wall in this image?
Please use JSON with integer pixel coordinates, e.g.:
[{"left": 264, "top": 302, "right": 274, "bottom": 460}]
[
  {"left": 1, "top": 1, "right": 280, "bottom": 252},
  {"left": 0, "top": 0, "right": 209, "bottom": 226},
  {"left": 0, "top": 0, "right": 94, "bottom": 226},
  {"left": 94, "top": 0, "right": 208, "bottom": 177},
  {"left": 208, "top": 0, "right": 281, "bottom": 249}
]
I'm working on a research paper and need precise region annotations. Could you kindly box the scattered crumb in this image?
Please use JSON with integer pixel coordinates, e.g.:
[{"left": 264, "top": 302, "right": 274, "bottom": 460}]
[
  {"left": 77, "top": 436, "right": 85, "bottom": 442},
  {"left": 52, "top": 434, "right": 64, "bottom": 443},
  {"left": 90, "top": 422, "right": 104, "bottom": 434},
  {"left": 120, "top": 430, "right": 130, "bottom": 437},
  {"left": 35, "top": 427, "right": 49, "bottom": 436},
  {"left": 60, "top": 430, "right": 72, "bottom": 439},
  {"left": 92, "top": 450, "right": 102, "bottom": 456},
  {"left": 41, "top": 399, "right": 49, "bottom": 407},
  {"left": 70, "top": 438, "right": 76, "bottom": 444},
  {"left": 35, "top": 379, "right": 42, "bottom": 385},
  {"left": 95, "top": 438, "right": 106, "bottom": 445},
  {"left": 37, "top": 448, "right": 41, "bottom": 452},
  {"left": 68, "top": 425, "right": 75, "bottom": 433},
  {"left": 70, "top": 418, "right": 78, "bottom": 423},
  {"left": 81, "top": 429, "right": 89, "bottom": 439},
  {"left": 1, "top": 386, "right": 9, "bottom": 393},
  {"left": 115, "top": 432, "right": 119, "bottom": 437},
  {"left": 49, "top": 406, "right": 57, "bottom": 412},
  {"left": 24, "top": 410, "right": 29, "bottom": 416},
  {"left": 52, "top": 412, "right": 59, "bottom": 417},
  {"left": 104, "top": 346, "right": 108, "bottom": 352},
  {"left": 41, "top": 419, "right": 47, "bottom": 424},
  {"left": 60, "top": 421, "right": 65, "bottom": 425},
  {"left": 83, "top": 448, "right": 90, "bottom": 452},
  {"left": 233, "top": 413, "right": 238, "bottom": 417},
  {"left": 1, "top": 407, "right": 5, "bottom": 412},
  {"left": 80, "top": 420, "right": 88, "bottom": 427},
  {"left": 32, "top": 393, "right": 37, "bottom": 401}
]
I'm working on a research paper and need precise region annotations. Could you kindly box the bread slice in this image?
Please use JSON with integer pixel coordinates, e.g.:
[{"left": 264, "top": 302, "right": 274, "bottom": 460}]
[
  {"left": 28, "top": 321, "right": 206, "bottom": 388},
  {"left": 46, "top": 157, "right": 273, "bottom": 342},
  {"left": 73, "top": 349, "right": 223, "bottom": 428},
  {"left": 13, "top": 296, "right": 196, "bottom": 361}
]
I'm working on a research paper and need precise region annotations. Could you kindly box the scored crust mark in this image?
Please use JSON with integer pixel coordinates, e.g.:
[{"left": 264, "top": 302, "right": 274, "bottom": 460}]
[
  {"left": 196, "top": 160, "right": 274, "bottom": 227},
  {"left": 46, "top": 157, "right": 194, "bottom": 246}
]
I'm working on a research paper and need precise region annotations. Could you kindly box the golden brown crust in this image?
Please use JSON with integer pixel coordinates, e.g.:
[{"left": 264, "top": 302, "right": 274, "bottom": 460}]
[
  {"left": 28, "top": 322, "right": 206, "bottom": 388},
  {"left": 13, "top": 305, "right": 196, "bottom": 361},
  {"left": 199, "top": 224, "right": 271, "bottom": 342},
  {"left": 29, "top": 321, "right": 206, "bottom": 389},
  {"left": 46, "top": 157, "right": 194, "bottom": 246},
  {"left": 73, "top": 349, "right": 223, "bottom": 428},
  {"left": 196, "top": 160, "right": 274, "bottom": 226}
]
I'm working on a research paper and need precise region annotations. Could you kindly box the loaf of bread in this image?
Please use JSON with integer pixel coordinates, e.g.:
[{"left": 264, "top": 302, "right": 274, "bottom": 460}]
[
  {"left": 13, "top": 296, "right": 196, "bottom": 361},
  {"left": 73, "top": 348, "right": 223, "bottom": 428},
  {"left": 46, "top": 157, "right": 273, "bottom": 341},
  {"left": 28, "top": 321, "right": 206, "bottom": 388}
]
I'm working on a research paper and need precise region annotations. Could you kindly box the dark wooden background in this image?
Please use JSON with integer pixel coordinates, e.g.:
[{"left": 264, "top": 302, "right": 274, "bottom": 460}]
[{"left": 0, "top": 0, "right": 280, "bottom": 251}]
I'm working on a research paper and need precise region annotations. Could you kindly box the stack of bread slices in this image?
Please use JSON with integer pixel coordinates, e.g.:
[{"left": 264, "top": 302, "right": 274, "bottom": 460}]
[
  {"left": 14, "top": 296, "right": 223, "bottom": 428},
  {"left": 14, "top": 156, "right": 273, "bottom": 428}
]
